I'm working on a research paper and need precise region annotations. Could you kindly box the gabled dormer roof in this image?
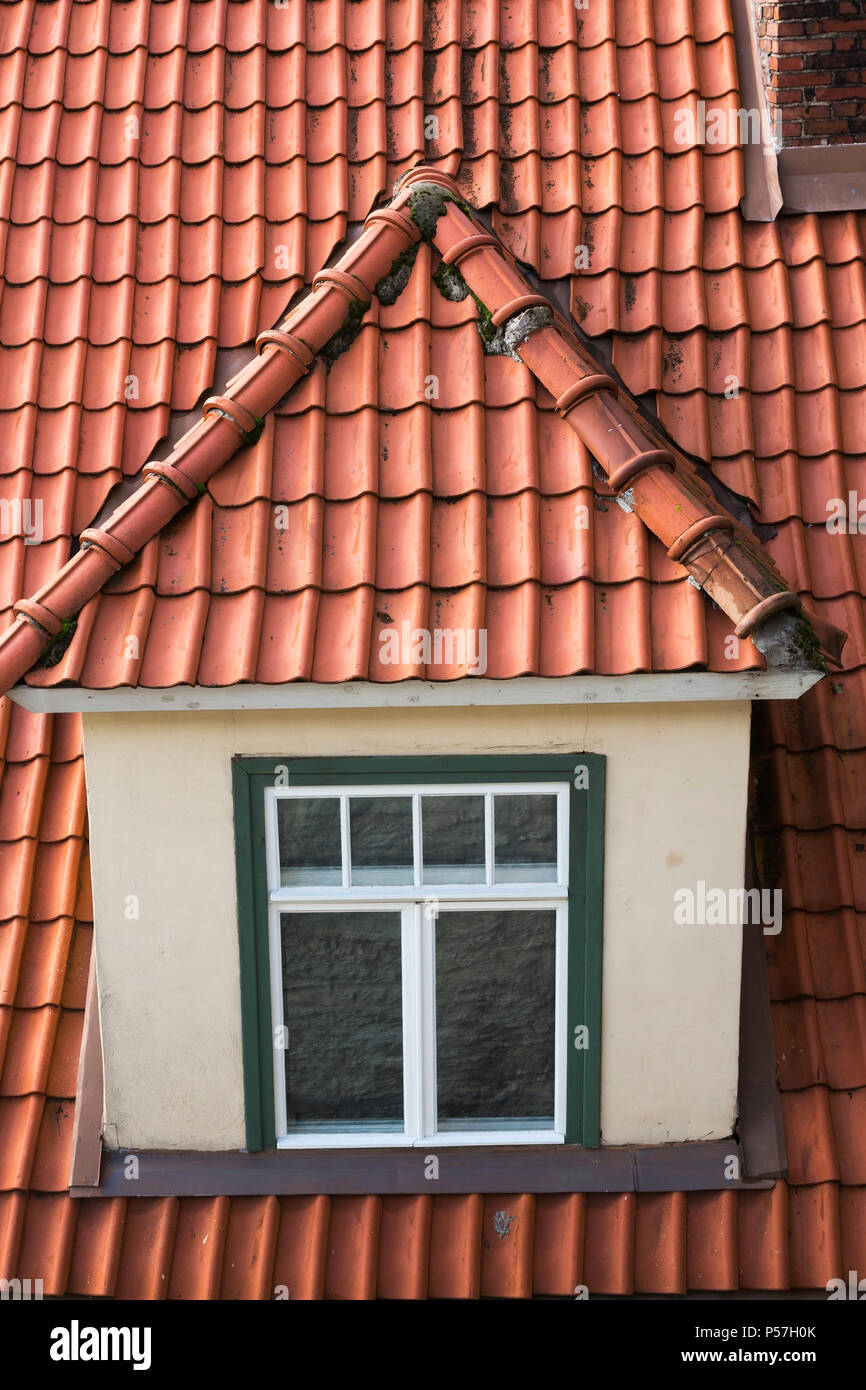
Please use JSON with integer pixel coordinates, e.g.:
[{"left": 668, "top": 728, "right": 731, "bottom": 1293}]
[{"left": 0, "top": 167, "right": 845, "bottom": 694}]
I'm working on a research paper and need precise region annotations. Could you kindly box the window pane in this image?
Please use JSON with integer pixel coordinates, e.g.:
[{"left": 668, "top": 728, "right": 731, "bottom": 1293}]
[
  {"left": 435, "top": 909, "right": 556, "bottom": 1125},
  {"left": 494, "top": 794, "right": 558, "bottom": 882},
  {"left": 277, "top": 798, "right": 341, "bottom": 887},
  {"left": 349, "top": 797, "right": 413, "bottom": 885},
  {"left": 422, "top": 795, "right": 485, "bottom": 883},
  {"left": 279, "top": 911, "right": 403, "bottom": 1128}
]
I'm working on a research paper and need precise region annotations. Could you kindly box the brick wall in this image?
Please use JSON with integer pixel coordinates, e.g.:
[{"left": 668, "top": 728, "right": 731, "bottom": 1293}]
[{"left": 753, "top": 0, "right": 866, "bottom": 146}]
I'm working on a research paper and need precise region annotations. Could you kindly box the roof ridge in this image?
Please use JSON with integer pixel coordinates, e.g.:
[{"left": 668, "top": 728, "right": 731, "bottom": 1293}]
[
  {"left": 402, "top": 168, "right": 845, "bottom": 672},
  {"left": 0, "top": 165, "right": 845, "bottom": 694}
]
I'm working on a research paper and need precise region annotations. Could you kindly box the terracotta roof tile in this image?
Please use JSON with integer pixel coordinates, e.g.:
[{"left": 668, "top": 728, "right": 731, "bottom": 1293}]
[
  {"left": 165, "top": 1196, "right": 230, "bottom": 1300},
  {"left": 839, "top": 1188, "right": 866, "bottom": 1281},
  {"left": 583, "top": 1193, "right": 635, "bottom": 1295},
  {"left": 634, "top": 1192, "right": 687, "bottom": 1295},
  {"left": 429, "top": 1194, "right": 482, "bottom": 1299},
  {"left": 532, "top": 1192, "right": 585, "bottom": 1296},
  {"left": 479, "top": 1194, "right": 535, "bottom": 1298},
  {"left": 9, "top": 918, "right": 72, "bottom": 1010},
  {"left": 686, "top": 1191, "right": 739, "bottom": 1291},
  {"left": 781, "top": 1088, "right": 840, "bottom": 1186},
  {"left": 737, "top": 1183, "right": 789, "bottom": 1290},
  {"left": 0, "top": 1006, "right": 59, "bottom": 1097},
  {"left": 376, "top": 1195, "right": 432, "bottom": 1300},
  {"left": 0, "top": 1093, "right": 43, "bottom": 1189},
  {"left": 323, "top": 1194, "right": 381, "bottom": 1301},
  {"left": 67, "top": 1197, "right": 125, "bottom": 1299},
  {"left": 15, "top": 1192, "right": 77, "bottom": 1296},
  {"left": 218, "top": 1196, "right": 281, "bottom": 1301},
  {"left": 270, "top": 1195, "right": 329, "bottom": 1302},
  {"left": 788, "top": 1184, "right": 842, "bottom": 1289},
  {"left": 113, "top": 1197, "right": 179, "bottom": 1301},
  {"left": 806, "top": 912, "right": 866, "bottom": 1002}
]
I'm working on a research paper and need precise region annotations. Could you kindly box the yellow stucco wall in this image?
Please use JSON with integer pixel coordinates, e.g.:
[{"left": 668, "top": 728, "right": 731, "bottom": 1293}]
[{"left": 83, "top": 700, "right": 752, "bottom": 1150}]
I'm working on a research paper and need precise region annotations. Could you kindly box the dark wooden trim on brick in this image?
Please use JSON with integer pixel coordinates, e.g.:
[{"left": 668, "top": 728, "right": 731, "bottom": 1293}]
[{"left": 72, "top": 1138, "right": 774, "bottom": 1199}]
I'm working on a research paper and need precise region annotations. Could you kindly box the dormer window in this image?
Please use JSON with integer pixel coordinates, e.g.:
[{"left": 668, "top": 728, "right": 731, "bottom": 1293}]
[{"left": 234, "top": 756, "right": 605, "bottom": 1150}]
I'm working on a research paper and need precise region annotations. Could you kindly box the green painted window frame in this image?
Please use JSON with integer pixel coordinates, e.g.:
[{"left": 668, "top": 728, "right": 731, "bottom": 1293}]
[{"left": 232, "top": 754, "right": 605, "bottom": 1151}]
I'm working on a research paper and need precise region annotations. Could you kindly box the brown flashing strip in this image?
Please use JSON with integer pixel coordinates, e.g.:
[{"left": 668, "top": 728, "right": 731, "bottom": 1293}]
[
  {"left": 68, "top": 952, "right": 104, "bottom": 1189},
  {"left": 730, "top": 0, "right": 783, "bottom": 222},
  {"left": 738, "top": 922, "right": 787, "bottom": 1182},
  {"left": 0, "top": 166, "right": 847, "bottom": 694},
  {"left": 75, "top": 1139, "right": 773, "bottom": 1199}
]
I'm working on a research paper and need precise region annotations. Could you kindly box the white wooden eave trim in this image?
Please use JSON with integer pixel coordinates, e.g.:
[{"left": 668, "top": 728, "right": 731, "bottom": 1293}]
[{"left": 7, "top": 670, "right": 824, "bottom": 713}]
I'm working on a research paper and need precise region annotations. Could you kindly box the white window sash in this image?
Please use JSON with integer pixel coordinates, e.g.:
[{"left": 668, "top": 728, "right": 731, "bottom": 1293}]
[{"left": 264, "top": 781, "right": 570, "bottom": 1149}]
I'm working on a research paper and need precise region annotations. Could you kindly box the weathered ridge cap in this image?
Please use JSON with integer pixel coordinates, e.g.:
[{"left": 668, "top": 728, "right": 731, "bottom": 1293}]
[
  {"left": 0, "top": 165, "right": 845, "bottom": 695},
  {"left": 398, "top": 167, "right": 845, "bottom": 672}
]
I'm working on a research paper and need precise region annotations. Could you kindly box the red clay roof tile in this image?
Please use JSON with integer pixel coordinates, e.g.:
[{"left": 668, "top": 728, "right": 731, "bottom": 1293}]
[
  {"left": 788, "top": 1183, "right": 842, "bottom": 1290},
  {"left": 0, "top": 1006, "right": 58, "bottom": 1097},
  {"left": 270, "top": 1195, "right": 329, "bottom": 1302},
  {"left": 67, "top": 1196, "right": 125, "bottom": 1298},
  {"left": 480, "top": 1194, "right": 535, "bottom": 1298},
  {"left": 218, "top": 1196, "right": 280, "bottom": 1301},
  {"left": 15, "top": 1192, "right": 77, "bottom": 1296},
  {"left": 377, "top": 1195, "right": 432, "bottom": 1300},
  {"left": 113, "top": 1196, "right": 179, "bottom": 1301},
  {"left": 583, "top": 1193, "right": 635, "bottom": 1295},
  {"left": 323, "top": 1194, "right": 380, "bottom": 1301},
  {"left": 428, "top": 1193, "right": 482, "bottom": 1299},
  {"left": 737, "top": 1182, "right": 789, "bottom": 1290},
  {"left": 634, "top": 1192, "right": 687, "bottom": 1295},
  {"left": 166, "top": 1196, "right": 229, "bottom": 1301},
  {"left": 781, "top": 1087, "right": 840, "bottom": 1186},
  {"left": 532, "top": 1192, "right": 585, "bottom": 1296},
  {"left": 686, "top": 1191, "right": 739, "bottom": 1291}
]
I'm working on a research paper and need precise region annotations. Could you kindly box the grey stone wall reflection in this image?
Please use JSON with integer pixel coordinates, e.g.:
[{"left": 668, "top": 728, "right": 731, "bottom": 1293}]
[
  {"left": 280, "top": 911, "right": 403, "bottom": 1124},
  {"left": 436, "top": 910, "right": 555, "bottom": 1121}
]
